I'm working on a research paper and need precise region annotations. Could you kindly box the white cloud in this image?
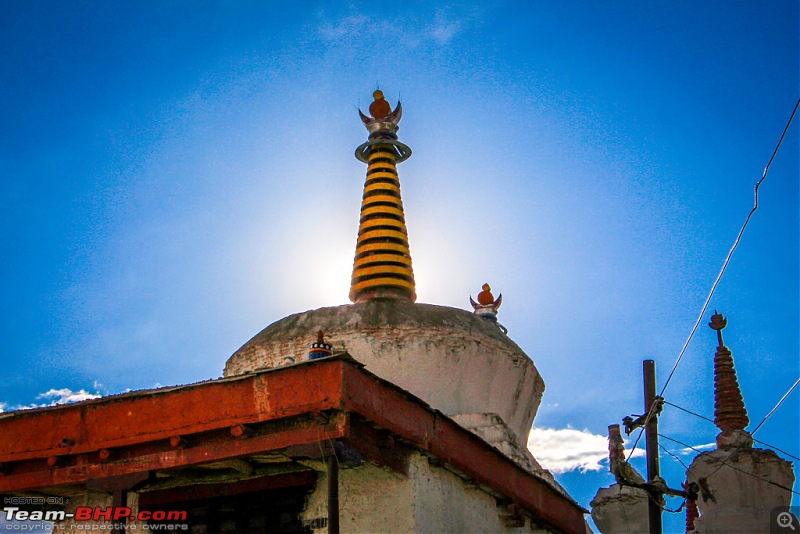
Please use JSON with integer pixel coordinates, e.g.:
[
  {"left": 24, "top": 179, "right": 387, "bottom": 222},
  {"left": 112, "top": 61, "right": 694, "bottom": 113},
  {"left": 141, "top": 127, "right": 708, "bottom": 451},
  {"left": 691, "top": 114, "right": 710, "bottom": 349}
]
[
  {"left": 0, "top": 388, "right": 102, "bottom": 413},
  {"left": 318, "top": 13, "right": 369, "bottom": 41},
  {"left": 12, "top": 404, "right": 42, "bottom": 411},
  {"left": 36, "top": 388, "right": 101, "bottom": 405},
  {"left": 528, "top": 426, "right": 645, "bottom": 474},
  {"left": 679, "top": 442, "right": 715, "bottom": 455},
  {"left": 2, "top": 388, "right": 101, "bottom": 411},
  {"left": 428, "top": 11, "right": 464, "bottom": 45},
  {"left": 316, "top": 8, "right": 479, "bottom": 48}
]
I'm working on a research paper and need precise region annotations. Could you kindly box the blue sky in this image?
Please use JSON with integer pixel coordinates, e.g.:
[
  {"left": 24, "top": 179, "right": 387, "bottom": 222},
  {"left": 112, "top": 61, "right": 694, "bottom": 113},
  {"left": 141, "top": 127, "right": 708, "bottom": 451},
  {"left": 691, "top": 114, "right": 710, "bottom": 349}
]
[{"left": 1, "top": 2, "right": 798, "bottom": 531}]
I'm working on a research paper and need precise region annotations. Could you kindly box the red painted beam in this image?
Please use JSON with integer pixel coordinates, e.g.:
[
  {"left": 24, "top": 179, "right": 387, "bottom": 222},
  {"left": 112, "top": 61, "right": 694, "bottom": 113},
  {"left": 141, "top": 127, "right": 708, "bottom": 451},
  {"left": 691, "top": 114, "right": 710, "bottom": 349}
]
[
  {"left": 0, "top": 363, "right": 345, "bottom": 463},
  {"left": 341, "top": 364, "right": 435, "bottom": 448},
  {"left": 0, "top": 413, "right": 347, "bottom": 492}
]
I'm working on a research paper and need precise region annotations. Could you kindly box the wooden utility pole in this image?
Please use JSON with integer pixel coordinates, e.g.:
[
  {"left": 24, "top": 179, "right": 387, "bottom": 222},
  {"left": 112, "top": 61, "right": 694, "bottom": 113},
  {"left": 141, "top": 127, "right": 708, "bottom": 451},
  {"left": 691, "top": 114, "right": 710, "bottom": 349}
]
[{"left": 643, "top": 359, "right": 662, "bottom": 534}]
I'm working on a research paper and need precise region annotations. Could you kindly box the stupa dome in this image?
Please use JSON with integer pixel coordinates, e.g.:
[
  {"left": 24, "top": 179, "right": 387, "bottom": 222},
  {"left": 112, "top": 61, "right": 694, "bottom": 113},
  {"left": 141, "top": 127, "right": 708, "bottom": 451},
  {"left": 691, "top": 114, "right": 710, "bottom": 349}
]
[{"left": 224, "top": 299, "right": 544, "bottom": 448}]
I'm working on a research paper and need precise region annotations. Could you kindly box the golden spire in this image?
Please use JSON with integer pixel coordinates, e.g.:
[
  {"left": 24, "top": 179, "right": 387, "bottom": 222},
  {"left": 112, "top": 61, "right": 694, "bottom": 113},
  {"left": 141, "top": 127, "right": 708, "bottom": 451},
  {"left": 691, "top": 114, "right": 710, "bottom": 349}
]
[{"left": 350, "top": 90, "right": 416, "bottom": 303}]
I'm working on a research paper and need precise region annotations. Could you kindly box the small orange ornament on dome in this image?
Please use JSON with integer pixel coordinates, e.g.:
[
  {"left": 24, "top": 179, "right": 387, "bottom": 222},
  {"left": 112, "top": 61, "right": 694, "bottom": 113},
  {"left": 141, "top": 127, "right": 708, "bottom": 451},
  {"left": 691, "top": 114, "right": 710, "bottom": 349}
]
[
  {"left": 369, "top": 89, "right": 392, "bottom": 119},
  {"left": 470, "top": 283, "right": 503, "bottom": 325},
  {"left": 477, "top": 283, "right": 495, "bottom": 305}
]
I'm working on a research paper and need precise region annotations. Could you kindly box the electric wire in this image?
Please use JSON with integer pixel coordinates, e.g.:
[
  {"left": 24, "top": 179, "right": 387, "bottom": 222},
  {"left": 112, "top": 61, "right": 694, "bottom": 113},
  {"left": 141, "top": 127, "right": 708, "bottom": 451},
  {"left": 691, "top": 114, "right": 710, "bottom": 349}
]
[
  {"left": 618, "top": 484, "right": 634, "bottom": 534},
  {"left": 614, "top": 101, "right": 800, "bottom": 523},
  {"left": 658, "top": 434, "right": 709, "bottom": 456},
  {"left": 660, "top": 434, "right": 800, "bottom": 496},
  {"left": 659, "top": 442, "right": 689, "bottom": 469},
  {"left": 623, "top": 99, "right": 800, "bottom": 465},
  {"left": 625, "top": 401, "right": 658, "bottom": 462},
  {"left": 643, "top": 488, "right": 684, "bottom": 514},
  {"left": 663, "top": 500, "right": 686, "bottom": 514},
  {"left": 664, "top": 399, "right": 800, "bottom": 462},
  {"left": 751, "top": 377, "right": 800, "bottom": 435},
  {"left": 663, "top": 400, "right": 714, "bottom": 425},
  {"left": 752, "top": 439, "right": 800, "bottom": 464},
  {"left": 626, "top": 428, "right": 644, "bottom": 462},
  {"left": 658, "top": 97, "right": 800, "bottom": 400}
]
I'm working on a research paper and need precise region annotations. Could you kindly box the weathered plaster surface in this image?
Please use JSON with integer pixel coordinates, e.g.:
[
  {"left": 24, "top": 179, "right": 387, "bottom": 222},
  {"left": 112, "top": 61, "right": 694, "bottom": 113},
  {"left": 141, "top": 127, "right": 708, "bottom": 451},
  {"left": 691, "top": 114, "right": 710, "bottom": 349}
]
[
  {"left": 410, "top": 453, "right": 536, "bottom": 533},
  {"left": 687, "top": 447, "right": 795, "bottom": 533},
  {"left": 451, "top": 412, "right": 541, "bottom": 472},
  {"left": 302, "top": 462, "right": 415, "bottom": 533},
  {"left": 302, "top": 453, "right": 557, "bottom": 533},
  {"left": 225, "top": 300, "right": 545, "bottom": 449},
  {"left": 589, "top": 484, "right": 648, "bottom": 534}
]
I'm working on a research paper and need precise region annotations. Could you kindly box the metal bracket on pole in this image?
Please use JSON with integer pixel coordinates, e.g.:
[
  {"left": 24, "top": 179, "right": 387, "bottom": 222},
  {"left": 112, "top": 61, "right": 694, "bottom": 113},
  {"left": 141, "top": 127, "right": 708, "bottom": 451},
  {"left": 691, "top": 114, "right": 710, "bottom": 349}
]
[{"left": 622, "top": 397, "right": 664, "bottom": 435}]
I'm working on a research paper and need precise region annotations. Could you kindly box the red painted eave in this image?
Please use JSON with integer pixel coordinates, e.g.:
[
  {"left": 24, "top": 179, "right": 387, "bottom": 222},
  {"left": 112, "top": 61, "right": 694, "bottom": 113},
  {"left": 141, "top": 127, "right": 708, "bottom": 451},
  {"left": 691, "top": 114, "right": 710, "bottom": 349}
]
[
  {"left": 0, "top": 356, "right": 586, "bottom": 533},
  {"left": 0, "top": 362, "right": 346, "bottom": 462}
]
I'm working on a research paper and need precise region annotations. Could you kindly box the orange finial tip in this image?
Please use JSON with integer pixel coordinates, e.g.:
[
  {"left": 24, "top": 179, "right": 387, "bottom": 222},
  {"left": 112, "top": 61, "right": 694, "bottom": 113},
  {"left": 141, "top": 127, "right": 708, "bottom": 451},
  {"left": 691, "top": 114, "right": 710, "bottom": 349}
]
[
  {"left": 317, "top": 330, "right": 325, "bottom": 343},
  {"left": 369, "top": 90, "right": 392, "bottom": 119},
  {"left": 477, "top": 283, "right": 495, "bottom": 305}
]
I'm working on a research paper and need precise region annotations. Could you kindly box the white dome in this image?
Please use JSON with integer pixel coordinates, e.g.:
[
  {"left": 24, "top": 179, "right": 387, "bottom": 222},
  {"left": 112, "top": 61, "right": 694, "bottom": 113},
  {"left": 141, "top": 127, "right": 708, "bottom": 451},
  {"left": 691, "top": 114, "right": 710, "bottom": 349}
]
[{"left": 225, "top": 299, "right": 545, "bottom": 448}]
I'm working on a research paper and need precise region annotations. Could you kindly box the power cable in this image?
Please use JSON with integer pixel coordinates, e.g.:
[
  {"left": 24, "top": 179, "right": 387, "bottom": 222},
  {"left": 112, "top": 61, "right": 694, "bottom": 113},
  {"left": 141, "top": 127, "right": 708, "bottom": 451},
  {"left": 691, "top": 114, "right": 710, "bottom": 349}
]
[
  {"left": 658, "top": 97, "right": 800, "bottom": 399},
  {"left": 625, "top": 401, "right": 658, "bottom": 462},
  {"left": 659, "top": 442, "right": 689, "bottom": 469},
  {"left": 752, "top": 439, "right": 800, "bottom": 464},
  {"left": 660, "top": 434, "right": 800, "bottom": 497},
  {"left": 618, "top": 485, "right": 634, "bottom": 534},
  {"left": 658, "top": 434, "right": 710, "bottom": 456},
  {"left": 624, "top": 99, "right": 800, "bottom": 465},
  {"left": 751, "top": 377, "right": 800, "bottom": 435},
  {"left": 663, "top": 400, "right": 714, "bottom": 425},
  {"left": 663, "top": 501, "right": 687, "bottom": 514},
  {"left": 663, "top": 399, "right": 800, "bottom": 462}
]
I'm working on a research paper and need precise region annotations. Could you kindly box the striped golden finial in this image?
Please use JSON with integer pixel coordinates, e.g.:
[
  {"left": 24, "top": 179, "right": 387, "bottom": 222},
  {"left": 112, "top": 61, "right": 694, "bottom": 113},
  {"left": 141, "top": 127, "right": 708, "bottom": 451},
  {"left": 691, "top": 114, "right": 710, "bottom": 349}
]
[{"left": 350, "top": 90, "right": 416, "bottom": 303}]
